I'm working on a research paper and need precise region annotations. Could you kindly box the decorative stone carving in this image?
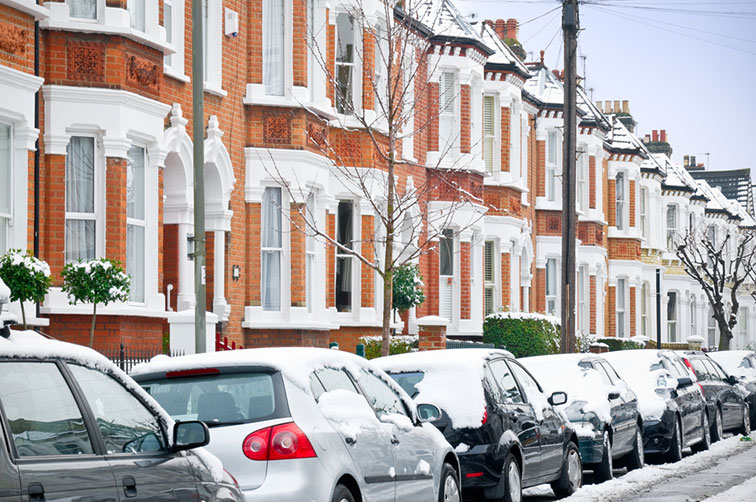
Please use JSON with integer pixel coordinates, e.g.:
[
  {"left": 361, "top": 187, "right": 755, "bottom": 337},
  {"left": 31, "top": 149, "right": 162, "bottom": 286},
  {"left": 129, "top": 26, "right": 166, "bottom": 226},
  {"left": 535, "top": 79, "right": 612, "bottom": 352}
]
[
  {"left": 126, "top": 54, "right": 159, "bottom": 90},
  {"left": 264, "top": 113, "right": 291, "bottom": 145},
  {"left": 68, "top": 42, "right": 105, "bottom": 82},
  {"left": 0, "top": 23, "right": 26, "bottom": 56},
  {"left": 306, "top": 122, "right": 328, "bottom": 150}
]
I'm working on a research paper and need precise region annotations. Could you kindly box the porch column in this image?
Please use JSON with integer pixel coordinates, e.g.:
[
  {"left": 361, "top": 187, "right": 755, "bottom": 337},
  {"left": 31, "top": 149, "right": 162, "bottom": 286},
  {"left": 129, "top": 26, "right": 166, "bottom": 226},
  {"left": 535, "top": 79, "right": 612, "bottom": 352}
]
[
  {"left": 212, "top": 230, "right": 229, "bottom": 320},
  {"left": 176, "top": 222, "right": 196, "bottom": 312}
]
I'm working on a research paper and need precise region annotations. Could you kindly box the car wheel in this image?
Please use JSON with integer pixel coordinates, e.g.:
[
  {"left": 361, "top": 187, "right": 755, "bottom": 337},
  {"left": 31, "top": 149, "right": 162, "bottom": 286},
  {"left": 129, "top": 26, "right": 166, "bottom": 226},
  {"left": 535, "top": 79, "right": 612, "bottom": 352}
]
[
  {"left": 594, "top": 431, "right": 613, "bottom": 482},
  {"left": 665, "top": 417, "right": 683, "bottom": 463},
  {"left": 711, "top": 407, "right": 724, "bottom": 443},
  {"left": 692, "top": 411, "right": 710, "bottom": 453},
  {"left": 551, "top": 442, "right": 582, "bottom": 498},
  {"left": 624, "top": 424, "right": 645, "bottom": 471},
  {"left": 499, "top": 453, "right": 522, "bottom": 502},
  {"left": 439, "top": 462, "right": 461, "bottom": 502},
  {"left": 332, "top": 484, "right": 356, "bottom": 502},
  {"left": 739, "top": 405, "right": 751, "bottom": 436}
]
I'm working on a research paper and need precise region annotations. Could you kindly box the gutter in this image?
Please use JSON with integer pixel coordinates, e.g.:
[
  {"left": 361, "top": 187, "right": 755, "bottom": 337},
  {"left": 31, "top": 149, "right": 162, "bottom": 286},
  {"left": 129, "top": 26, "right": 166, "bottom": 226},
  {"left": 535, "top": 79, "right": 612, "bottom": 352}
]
[{"left": 34, "top": 19, "right": 40, "bottom": 318}]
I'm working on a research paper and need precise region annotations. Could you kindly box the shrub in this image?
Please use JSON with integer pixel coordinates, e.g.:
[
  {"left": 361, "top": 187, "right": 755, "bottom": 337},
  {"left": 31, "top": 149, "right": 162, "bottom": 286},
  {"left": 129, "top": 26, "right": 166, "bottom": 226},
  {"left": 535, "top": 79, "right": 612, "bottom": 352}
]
[
  {"left": 360, "top": 335, "right": 418, "bottom": 360},
  {"left": 0, "top": 250, "right": 52, "bottom": 329},
  {"left": 62, "top": 258, "right": 130, "bottom": 348},
  {"left": 595, "top": 337, "right": 646, "bottom": 351},
  {"left": 483, "top": 312, "right": 561, "bottom": 357},
  {"left": 392, "top": 264, "right": 425, "bottom": 313}
]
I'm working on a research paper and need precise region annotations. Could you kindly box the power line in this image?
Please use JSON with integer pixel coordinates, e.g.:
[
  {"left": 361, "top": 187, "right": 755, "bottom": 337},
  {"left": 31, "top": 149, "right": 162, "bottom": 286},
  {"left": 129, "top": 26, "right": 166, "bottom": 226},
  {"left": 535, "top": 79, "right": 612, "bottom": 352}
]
[{"left": 583, "top": 1, "right": 756, "bottom": 19}]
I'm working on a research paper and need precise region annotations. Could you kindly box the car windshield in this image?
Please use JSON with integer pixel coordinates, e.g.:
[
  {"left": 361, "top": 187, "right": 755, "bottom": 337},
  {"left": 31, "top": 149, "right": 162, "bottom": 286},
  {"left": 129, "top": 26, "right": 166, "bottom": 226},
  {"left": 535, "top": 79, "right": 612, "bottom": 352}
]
[
  {"left": 140, "top": 371, "right": 287, "bottom": 427},
  {"left": 386, "top": 371, "right": 425, "bottom": 399}
]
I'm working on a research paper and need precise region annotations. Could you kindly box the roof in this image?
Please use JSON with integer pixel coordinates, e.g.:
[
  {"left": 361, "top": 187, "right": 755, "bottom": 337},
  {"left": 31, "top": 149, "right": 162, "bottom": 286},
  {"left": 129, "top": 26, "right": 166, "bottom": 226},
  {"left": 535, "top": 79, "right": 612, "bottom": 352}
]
[
  {"left": 476, "top": 22, "right": 529, "bottom": 78},
  {"left": 688, "top": 169, "right": 754, "bottom": 216},
  {"left": 416, "top": 0, "right": 492, "bottom": 54},
  {"left": 577, "top": 86, "right": 610, "bottom": 131},
  {"left": 657, "top": 154, "right": 699, "bottom": 194},
  {"left": 523, "top": 66, "right": 564, "bottom": 107},
  {"left": 374, "top": 348, "right": 514, "bottom": 374},
  {"left": 605, "top": 115, "right": 646, "bottom": 155}
]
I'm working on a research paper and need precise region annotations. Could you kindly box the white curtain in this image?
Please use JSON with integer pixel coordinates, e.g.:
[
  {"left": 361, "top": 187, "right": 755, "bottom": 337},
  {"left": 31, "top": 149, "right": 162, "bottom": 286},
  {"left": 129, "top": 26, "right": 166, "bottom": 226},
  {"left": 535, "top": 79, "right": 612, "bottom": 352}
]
[
  {"left": 129, "top": 0, "right": 146, "bottom": 31},
  {"left": 0, "top": 124, "right": 10, "bottom": 253},
  {"left": 66, "top": 0, "right": 97, "bottom": 19},
  {"left": 127, "top": 146, "right": 145, "bottom": 302},
  {"left": 65, "top": 137, "right": 96, "bottom": 262},
  {"left": 127, "top": 225, "right": 145, "bottom": 302},
  {"left": 261, "top": 188, "right": 282, "bottom": 310},
  {"left": 263, "top": 0, "right": 285, "bottom": 96}
]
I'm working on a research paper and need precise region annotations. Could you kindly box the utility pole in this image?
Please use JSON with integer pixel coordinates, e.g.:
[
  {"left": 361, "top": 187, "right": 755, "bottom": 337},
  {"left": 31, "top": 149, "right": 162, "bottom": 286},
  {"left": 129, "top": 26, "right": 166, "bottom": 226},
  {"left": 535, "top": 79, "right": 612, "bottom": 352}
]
[
  {"left": 560, "top": 0, "right": 578, "bottom": 353},
  {"left": 192, "top": 0, "right": 206, "bottom": 353}
]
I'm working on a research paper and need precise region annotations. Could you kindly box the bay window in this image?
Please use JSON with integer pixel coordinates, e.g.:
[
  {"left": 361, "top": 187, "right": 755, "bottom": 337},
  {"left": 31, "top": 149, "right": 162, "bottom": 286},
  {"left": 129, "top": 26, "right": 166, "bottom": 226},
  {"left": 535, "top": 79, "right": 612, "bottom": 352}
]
[
  {"left": 335, "top": 201, "right": 354, "bottom": 312},
  {"left": 438, "top": 71, "right": 457, "bottom": 154},
  {"left": 615, "top": 172, "right": 626, "bottom": 230},
  {"left": 65, "top": 136, "right": 97, "bottom": 263},
  {"left": 666, "top": 204, "right": 677, "bottom": 251},
  {"left": 484, "top": 241, "right": 495, "bottom": 315},
  {"left": 546, "top": 130, "right": 558, "bottom": 201},
  {"left": 306, "top": 193, "right": 316, "bottom": 313},
  {"left": 263, "top": 0, "right": 285, "bottom": 96},
  {"left": 617, "top": 278, "right": 627, "bottom": 337},
  {"left": 578, "top": 265, "right": 588, "bottom": 334},
  {"left": 439, "top": 229, "right": 454, "bottom": 320},
  {"left": 0, "top": 123, "right": 10, "bottom": 254},
  {"left": 577, "top": 150, "right": 587, "bottom": 212},
  {"left": 483, "top": 96, "right": 496, "bottom": 173},
  {"left": 641, "top": 282, "right": 649, "bottom": 337},
  {"left": 262, "top": 187, "right": 283, "bottom": 311},
  {"left": 667, "top": 291, "right": 678, "bottom": 342},
  {"left": 66, "top": 0, "right": 97, "bottom": 19},
  {"left": 126, "top": 145, "right": 146, "bottom": 303},
  {"left": 545, "top": 258, "right": 558, "bottom": 316},
  {"left": 129, "top": 0, "right": 146, "bottom": 31},
  {"left": 640, "top": 187, "right": 648, "bottom": 240},
  {"left": 335, "top": 13, "right": 355, "bottom": 113}
]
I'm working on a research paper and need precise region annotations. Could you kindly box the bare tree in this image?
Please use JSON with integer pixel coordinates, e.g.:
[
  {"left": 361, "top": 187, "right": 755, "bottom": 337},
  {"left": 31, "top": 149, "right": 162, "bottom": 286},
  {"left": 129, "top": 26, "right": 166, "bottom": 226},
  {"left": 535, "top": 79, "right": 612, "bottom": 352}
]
[
  {"left": 676, "top": 225, "right": 756, "bottom": 350},
  {"left": 260, "top": 0, "right": 486, "bottom": 355}
]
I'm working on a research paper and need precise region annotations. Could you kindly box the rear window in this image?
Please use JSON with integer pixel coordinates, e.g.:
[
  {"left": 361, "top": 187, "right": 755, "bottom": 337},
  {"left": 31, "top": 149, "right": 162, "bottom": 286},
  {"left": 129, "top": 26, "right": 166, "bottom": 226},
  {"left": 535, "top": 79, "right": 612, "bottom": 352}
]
[
  {"left": 690, "top": 359, "right": 710, "bottom": 380},
  {"left": 140, "top": 371, "right": 289, "bottom": 427},
  {"left": 386, "top": 371, "right": 425, "bottom": 399}
]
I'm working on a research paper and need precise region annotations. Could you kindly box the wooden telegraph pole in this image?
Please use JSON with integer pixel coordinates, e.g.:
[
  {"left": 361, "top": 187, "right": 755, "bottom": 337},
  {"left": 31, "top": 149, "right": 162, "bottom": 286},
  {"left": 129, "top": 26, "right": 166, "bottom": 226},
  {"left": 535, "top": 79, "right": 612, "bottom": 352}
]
[{"left": 561, "top": 0, "right": 579, "bottom": 353}]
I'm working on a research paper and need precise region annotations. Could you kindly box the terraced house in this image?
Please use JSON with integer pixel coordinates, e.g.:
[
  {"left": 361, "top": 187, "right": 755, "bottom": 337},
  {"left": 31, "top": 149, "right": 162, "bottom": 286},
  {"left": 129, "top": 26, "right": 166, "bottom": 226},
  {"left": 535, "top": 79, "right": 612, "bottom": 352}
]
[{"left": 0, "top": 0, "right": 754, "bottom": 351}]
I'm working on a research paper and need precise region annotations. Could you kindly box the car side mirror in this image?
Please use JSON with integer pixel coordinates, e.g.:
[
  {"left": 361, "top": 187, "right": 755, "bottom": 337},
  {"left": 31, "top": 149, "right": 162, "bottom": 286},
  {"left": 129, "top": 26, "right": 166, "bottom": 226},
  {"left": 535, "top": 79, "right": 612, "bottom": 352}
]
[
  {"left": 727, "top": 375, "right": 740, "bottom": 385},
  {"left": 676, "top": 377, "right": 693, "bottom": 389},
  {"left": 417, "top": 403, "right": 441, "bottom": 423},
  {"left": 608, "top": 391, "right": 621, "bottom": 400},
  {"left": 548, "top": 391, "right": 568, "bottom": 406},
  {"left": 172, "top": 421, "right": 210, "bottom": 452}
]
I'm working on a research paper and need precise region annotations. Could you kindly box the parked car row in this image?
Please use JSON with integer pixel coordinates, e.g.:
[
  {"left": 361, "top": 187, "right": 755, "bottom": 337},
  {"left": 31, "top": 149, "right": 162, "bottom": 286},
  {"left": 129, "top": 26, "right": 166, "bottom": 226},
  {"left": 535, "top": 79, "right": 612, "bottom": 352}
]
[{"left": 2, "top": 328, "right": 754, "bottom": 502}]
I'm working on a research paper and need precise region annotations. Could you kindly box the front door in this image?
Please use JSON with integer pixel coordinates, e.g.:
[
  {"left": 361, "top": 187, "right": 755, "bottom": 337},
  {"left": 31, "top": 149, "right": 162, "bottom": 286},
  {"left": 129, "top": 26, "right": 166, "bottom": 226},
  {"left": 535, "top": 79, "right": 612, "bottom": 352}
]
[
  {"left": 0, "top": 360, "right": 119, "bottom": 502},
  {"left": 66, "top": 364, "right": 199, "bottom": 501}
]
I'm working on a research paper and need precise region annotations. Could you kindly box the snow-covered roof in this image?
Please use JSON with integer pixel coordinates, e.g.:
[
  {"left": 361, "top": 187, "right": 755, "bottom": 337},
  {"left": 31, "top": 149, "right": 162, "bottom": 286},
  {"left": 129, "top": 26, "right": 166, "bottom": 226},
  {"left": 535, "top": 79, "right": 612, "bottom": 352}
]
[
  {"left": 477, "top": 22, "right": 529, "bottom": 76},
  {"left": 523, "top": 66, "right": 564, "bottom": 106},
  {"left": 577, "top": 86, "right": 610, "bottom": 131},
  {"left": 695, "top": 178, "right": 745, "bottom": 220},
  {"left": 415, "top": 0, "right": 489, "bottom": 50},
  {"left": 660, "top": 156, "right": 700, "bottom": 194},
  {"left": 605, "top": 115, "right": 645, "bottom": 154}
]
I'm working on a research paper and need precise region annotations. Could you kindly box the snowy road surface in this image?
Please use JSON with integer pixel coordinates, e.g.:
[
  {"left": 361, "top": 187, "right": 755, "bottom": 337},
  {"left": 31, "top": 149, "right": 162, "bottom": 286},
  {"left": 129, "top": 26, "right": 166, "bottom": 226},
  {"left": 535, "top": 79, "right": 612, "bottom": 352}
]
[{"left": 502, "top": 435, "right": 756, "bottom": 501}]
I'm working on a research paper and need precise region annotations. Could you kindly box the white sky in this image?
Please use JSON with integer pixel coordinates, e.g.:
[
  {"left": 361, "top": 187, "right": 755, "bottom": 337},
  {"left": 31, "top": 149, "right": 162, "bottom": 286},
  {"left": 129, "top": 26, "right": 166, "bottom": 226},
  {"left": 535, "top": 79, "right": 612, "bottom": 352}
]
[{"left": 455, "top": 0, "right": 756, "bottom": 179}]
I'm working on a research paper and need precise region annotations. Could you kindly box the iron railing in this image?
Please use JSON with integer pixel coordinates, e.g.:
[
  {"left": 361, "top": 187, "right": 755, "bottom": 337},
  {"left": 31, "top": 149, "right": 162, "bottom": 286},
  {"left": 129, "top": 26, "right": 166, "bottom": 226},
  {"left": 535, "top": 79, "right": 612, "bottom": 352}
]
[{"left": 101, "top": 343, "right": 184, "bottom": 374}]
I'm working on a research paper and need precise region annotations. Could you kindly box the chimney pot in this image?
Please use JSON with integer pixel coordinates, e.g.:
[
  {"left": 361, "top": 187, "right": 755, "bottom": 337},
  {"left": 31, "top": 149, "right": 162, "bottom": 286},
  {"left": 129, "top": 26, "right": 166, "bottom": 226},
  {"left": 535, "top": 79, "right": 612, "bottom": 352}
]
[
  {"left": 506, "top": 18, "right": 519, "bottom": 40},
  {"left": 645, "top": 134, "right": 651, "bottom": 143},
  {"left": 652, "top": 130, "right": 659, "bottom": 142},
  {"left": 684, "top": 155, "right": 690, "bottom": 167},
  {"left": 604, "top": 101, "right": 611, "bottom": 114},
  {"left": 494, "top": 19, "right": 506, "bottom": 41},
  {"left": 622, "top": 100, "right": 629, "bottom": 113},
  {"left": 613, "top": 100, "right": 620, "bottom": 113},
  {"left": 690, "top": 155, "right": 697, "bottom": 167},
  {"left": 660, "top": 130, "right": 667, "bottom": 143}
]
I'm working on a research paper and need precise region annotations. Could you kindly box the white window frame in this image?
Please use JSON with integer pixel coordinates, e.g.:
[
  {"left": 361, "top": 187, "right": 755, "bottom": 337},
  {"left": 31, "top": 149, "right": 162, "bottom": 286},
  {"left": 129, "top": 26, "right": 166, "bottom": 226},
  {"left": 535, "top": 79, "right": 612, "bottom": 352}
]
[
  {"left": 263, "top": 0, "right": 286, "bottom": 96},
  {"left": 616, "top": 278, "right": 627, "bottom": 338},
  {"left": 126, "top": 144, "right": 147, "bottom": 304},
  {"left": 335, "top": 12, "right": 357, "bottom": 114},
  {"left": 667, "top": 291, "right": 678, "bottom": 342},
  {"left": 666, "top": 204, "right": 677, "bottom": 252},
  {"left": 689, "top": 297, "right": 696, "bottom": 340},
  {"left": 576, "top": 148, "right": 588, "bottom": 212},
  {"left": 546, "top": 130, "right": 558, "bottom": 202},
  {"left": 578, "top": 264, "right": 588, "bottom": 334},
  {"left": 615, "top": 172, "right": 626, "bottom": 230},
  {"left": 438, "top": 71, "right": 458, "bottom": 156},
  {"left": 739, "top": 307, "right": 748, "bottom": 348},
  {"left": 545, "top": 258, "right": 558, "bottom": 316},
  {"left": 640, "top": 187, "right": 648, "bottom": 240},
  {"left": 335, "top": 200, "right": 357, "bottom": 314},
  {"left": 202, "top": 0, "right": 224, "bottom": 95},
  {"left": 163, "top": 0, "right": 187, "bottom": 79},
  {"left": 482, "top": 95, "right": 497, "bottom": 174},
  {"left": 0, "top": 121, "right": 12, "bottom": 254},
  {"left": 401, "top": 52, "right": 415, "bottom": 161},
  {"left": 64, "top": 135, "right": 103, "bottom": 263},
  {"left": 708, "top": 307, "right": 717, "bottom": 347},
  {"left": 641, "top": 282, "right": 649, "bottom": 338},
  {"left": 484, "top": 240, "right": 496, "bottom": 316},
  {"left": 439, "top": 229, "right": 455, "bottom": 321},
  {"left": 305, "top": 193, "right": 316, "bottom": 313},
  {"left": 128, "top": 0, "right": 146, "bottom": 32},
  {"left": 262, "top": 187, "right": 283, "bottom": 311}
]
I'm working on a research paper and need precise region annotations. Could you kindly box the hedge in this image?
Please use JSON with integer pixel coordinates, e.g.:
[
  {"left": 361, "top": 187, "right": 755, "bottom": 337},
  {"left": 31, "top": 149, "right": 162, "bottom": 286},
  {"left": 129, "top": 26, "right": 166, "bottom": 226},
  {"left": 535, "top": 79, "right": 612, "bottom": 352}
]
[
  {"left": 483, "top": 312, "right": 561, "bottom": 357},
  {"left": 596, "top": 337, "right": 647, "bottom": 351},
  {"left": 359, "top": 335, "right": 418, "bottom": 360}
]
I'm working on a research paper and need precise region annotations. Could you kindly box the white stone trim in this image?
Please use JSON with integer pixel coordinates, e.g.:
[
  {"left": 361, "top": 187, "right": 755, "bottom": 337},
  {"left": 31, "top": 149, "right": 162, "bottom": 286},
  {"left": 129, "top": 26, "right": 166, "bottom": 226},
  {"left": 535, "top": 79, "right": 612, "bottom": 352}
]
[{"left": 0, "top": 0, "right": 49, "bottom": 19}]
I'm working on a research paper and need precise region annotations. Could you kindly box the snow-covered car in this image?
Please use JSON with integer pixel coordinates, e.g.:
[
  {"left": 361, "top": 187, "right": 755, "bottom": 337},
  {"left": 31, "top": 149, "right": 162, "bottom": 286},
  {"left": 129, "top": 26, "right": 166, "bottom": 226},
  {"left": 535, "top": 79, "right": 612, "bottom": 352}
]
[
  {"left": 603, "top": 350, "right": 708, "bottom": 461},
  {"left": 375, "top": 349, "right": 582, "bottom": 501},
  {"left": 131, "top": 347, "right": 460, "bottom": 502},
  {"left": 520, "top": 354, "right": 644, "bottom": 481},
  {"left": 708, "top": 350, "right": 756, "bottom": 427},
  {"left": 679, "top": 351, "right": 751, "bottom": 441},
  {"left": 0, "top": 329, "right": 242, "bottom": 502}
]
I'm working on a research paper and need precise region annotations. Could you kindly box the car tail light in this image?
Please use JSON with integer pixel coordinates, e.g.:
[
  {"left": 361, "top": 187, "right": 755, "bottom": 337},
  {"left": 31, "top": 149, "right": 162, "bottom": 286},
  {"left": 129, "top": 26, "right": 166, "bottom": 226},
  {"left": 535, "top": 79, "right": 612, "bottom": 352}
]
[
  {"left": 481, "top": 409, "right": 488, "bottom": 425},
  {"left": 698, "top": 383, "right": 705, "bottom": 397},
  {"left": 466, "top": 472, "right": 484, "bottom": 478},
  {"left": 243, "top": 422, "right": 316, "bottom": 461},
  {"left": 165, "top": 367, "right": 220, "bottom": 378}
]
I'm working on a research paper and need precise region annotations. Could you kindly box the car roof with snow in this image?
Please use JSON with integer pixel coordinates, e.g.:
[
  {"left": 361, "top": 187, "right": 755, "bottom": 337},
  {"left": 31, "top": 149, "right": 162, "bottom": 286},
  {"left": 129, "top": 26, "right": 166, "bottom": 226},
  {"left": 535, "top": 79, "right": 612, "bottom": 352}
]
[
  {"left": 520, "top": 354, "right": 611, "bottom": 391},
  {"left": 373, "top": 348, "right": 514, "bottom": 374}
]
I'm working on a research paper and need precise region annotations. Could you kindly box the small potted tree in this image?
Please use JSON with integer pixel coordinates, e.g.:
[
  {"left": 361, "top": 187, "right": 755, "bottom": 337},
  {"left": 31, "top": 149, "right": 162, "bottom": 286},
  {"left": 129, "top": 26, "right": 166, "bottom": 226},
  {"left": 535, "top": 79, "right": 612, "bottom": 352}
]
[
  {"left": 62, "top": 258, "right": 130, "bottom": 348},
  {"left": 392, "top": 263, "right": 426, "bottom": 327},
  {"left": 0, "top": 250, "right": 52, "bottom": 329}
]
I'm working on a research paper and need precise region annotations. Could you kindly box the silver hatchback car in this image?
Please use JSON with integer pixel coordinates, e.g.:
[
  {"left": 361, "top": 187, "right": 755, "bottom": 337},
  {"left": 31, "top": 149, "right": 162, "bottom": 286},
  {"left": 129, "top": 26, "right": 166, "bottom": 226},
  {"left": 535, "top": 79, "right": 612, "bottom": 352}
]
[{"left": 131, "top": 347, "right": 461, "bottom": 502}]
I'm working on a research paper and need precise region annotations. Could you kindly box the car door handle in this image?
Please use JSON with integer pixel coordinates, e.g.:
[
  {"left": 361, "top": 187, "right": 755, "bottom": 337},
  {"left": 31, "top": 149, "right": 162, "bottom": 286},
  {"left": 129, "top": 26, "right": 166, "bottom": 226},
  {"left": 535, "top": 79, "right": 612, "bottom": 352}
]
[
  {"left": 123, "top": 476, "right": 137, "bottom": 498},
  {"left": 28, "top": 483, "right": 44, "bottom": 502},
  {"left": 391, "top": 436, "right": 400, "bottom": 446},
  {"left": 508, "top": 412, "right": 519, "bottom": 423},
  {"left": 345, "top": 436, "right": 357, "bottom": 446}
]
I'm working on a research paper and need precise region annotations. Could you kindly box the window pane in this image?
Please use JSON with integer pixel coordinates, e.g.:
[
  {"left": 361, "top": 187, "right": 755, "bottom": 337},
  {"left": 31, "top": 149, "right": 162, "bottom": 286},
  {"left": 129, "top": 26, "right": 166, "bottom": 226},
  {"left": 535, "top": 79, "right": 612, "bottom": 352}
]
[
  {"left": 336, "top": 201, "right": 352, "bottom": 249},
  {"left": 358, "top": 369, "right": 407, "bottom": 418},
  {"left": 0, "top": 362, "right": 94, "bottom": 457},
  {"left": 335, "top": 13, "right": 354, "bottom": 113},
  {"left": 546, "top": 259, "right": 556, "bottom": 295},
  {"left": 67, "top": 0, "right": 97, "bottom": 19},
  {"left": 484, "top": 241, "right": 494, "bottom": 282},
  {"left": 127, "top": 146, "right": 145, "bottom": 220},
  {"left": 316, "top": 368, "right": 358, "bottom": 394},
  {"left": 668, "top": 292, "right": 677, "bottom": 320},
  {"left": 66, "top": 136, "right": 95, "bottom": 213},
  {"left": 262, "top": 187, "right": 282, "bottom": 248},
  {"left": 335, "top": 256, "right": 352, "bottom": 312},
  {"left": 547, "top": 131, "right": 557, "bottom": 165},
  {"left": 666, "top": 205, "right": 676, "bottom": 229},
  {"left": 617, "top": 278, "right": 625, "bottom": 307},
  {"left": 65, "top": 219, "right": 96, "bottom": 263},
  {"left": 263, "top": 0, "right": 285, "bottom": 95},
  {"left": 262, "top": 250, "right": 281, "bottom": 311},
  {"left": 488, "top": 360, "right": 523, "bottom": 404},
  {"left": 68, "top": 365, "right": 166, "bottom": 454},
  {"left": 129, "top": 0, "right": 146, "bottom": 31},
  {"left": 439, "top": 229, "right": 454, "bottom": 276},
  {"left": 127, "top": 224, "right": 145, "bottom": 302},
  {"left": 164, "top": 1, "right": 173, "bottom": 66}
]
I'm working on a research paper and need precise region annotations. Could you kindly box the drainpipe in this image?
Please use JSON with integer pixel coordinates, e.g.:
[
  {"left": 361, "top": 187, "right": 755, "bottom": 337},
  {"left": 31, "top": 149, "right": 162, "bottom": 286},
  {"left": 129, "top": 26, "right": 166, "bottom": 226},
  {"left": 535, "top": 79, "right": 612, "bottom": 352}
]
[
  {"left": 34, "top": 19, "right": 41, "bottom": 319},
  {"left": 656, "top": 268, "right": 662, "bottom": 348}
]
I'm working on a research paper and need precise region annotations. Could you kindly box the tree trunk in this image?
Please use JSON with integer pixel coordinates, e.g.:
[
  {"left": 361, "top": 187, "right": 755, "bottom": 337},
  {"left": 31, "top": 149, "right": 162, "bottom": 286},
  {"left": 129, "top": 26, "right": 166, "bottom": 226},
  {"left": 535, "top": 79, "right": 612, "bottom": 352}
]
[
  {"left": 717, "top": 316, "right": 732, "bottom": 351},
  {"left": 19, "top": 301, "right": 26, "bottom": 330},
  {"left": 89, "top": 302, "right": 97, "bottom": 348}
]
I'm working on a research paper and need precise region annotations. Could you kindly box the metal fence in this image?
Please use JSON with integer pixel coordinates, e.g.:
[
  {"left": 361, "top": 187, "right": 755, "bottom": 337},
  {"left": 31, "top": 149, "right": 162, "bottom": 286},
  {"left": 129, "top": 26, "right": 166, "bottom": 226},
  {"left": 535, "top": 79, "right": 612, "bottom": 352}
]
[
  {"left": 101, "top": 343, "right": 184, "bottom": 374},
  {"left": 446, "top": 339, "right": 495, "bottom": 350}
]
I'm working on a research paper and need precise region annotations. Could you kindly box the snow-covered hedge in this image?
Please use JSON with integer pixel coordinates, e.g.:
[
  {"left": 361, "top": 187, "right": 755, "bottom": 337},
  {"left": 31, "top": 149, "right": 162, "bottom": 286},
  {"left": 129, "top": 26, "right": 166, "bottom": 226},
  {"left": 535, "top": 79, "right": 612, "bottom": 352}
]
[
  {"left": 359, "top": 334, "right": 418, "bottom": 359},
  {"left": 483, "top": 311, "right": 561, "bottom": 357},
  {"left": 595, "top": 336, "right": 647, "bottom": 352}
]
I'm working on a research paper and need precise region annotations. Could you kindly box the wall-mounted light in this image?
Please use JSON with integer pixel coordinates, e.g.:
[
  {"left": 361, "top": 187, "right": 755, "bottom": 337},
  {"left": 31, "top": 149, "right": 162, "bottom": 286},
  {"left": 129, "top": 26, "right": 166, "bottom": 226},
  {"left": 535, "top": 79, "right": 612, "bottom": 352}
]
[{"left": 232, "top": 265, "right": 241, "bottom": 281}]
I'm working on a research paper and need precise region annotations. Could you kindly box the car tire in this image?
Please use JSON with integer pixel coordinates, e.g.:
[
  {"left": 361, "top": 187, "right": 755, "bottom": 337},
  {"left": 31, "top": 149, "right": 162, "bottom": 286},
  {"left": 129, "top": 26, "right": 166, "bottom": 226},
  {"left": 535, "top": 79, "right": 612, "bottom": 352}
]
[
  {"left": 551, "top": 442, "right": 582, "bottom": 498},
  {"left": 711, "top": 407, "right": 724, "bottom": 443},
  {"left": 438, "top": 463, "right": 461, "bottom": 502},
  {"left": 594, "top": 431, "right": 613, "bottom": 482},
  {"left": 739, "top": 405, "right": 751, "bottom": 436},
  {"left": 498, "top": 453, "right": 522, "bottom": 502},
  {"left": 624, "top": 424, "right": 645, "bottom": 471},
  {"left": 665, "top": 416, "right": 683, "bottom": 463},
  {"left": 692, "top": 411, "right": 711, "bottom": 453},
  {"left": 332, "top": 484, "right": 356, "bottom": 502}
]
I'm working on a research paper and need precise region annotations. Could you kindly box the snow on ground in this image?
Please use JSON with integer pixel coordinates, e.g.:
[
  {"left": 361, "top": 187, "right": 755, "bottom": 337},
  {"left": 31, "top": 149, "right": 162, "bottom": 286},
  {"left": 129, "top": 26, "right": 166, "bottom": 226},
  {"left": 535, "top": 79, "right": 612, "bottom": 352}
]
[
  {"left": 524, "top": 436, "right": 754, "bottom": 501},
  {"left": 702, "top": 474, "right": 756, "bottom": 501}
]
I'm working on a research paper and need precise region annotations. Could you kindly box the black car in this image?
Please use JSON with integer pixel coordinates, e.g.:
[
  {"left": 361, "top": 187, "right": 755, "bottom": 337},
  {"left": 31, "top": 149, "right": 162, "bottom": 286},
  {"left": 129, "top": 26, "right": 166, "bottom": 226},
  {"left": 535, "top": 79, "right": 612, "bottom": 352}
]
[
  {"left": 604, "top": 350, "right": 708, "bottom": 462},
  {"left": 709, "top": 350, "right": 756, "bottom": 428},
  {"left": 681, "top": 351, "right": 750, "bottom": 441},
  {"left": 0, "top": 330, "right": 243, "bottom": 502},
  {"left": 375, "top": 349, "right": 582, "bottom": 501}
]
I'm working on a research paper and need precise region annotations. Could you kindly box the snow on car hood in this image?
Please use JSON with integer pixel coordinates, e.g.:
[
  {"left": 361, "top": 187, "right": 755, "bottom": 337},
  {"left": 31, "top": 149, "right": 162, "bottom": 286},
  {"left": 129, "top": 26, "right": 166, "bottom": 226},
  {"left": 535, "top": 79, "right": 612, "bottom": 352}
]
[
  {"left": 709, "top": 351, "right": 756, "bottom": 381},
  {"left": 374, "top": 349, "right": 514, "bottom": 429},
  {"left": 603, "top": 350, "right": 669, "bottom": 420}
]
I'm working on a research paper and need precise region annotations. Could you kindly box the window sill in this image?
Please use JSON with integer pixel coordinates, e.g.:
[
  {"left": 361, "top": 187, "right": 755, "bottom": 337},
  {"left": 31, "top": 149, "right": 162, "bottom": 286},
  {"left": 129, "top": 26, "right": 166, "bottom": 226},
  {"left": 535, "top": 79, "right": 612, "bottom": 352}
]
[
  {"left": 4, "top": 0, "right": 49, "bottom": 19},
  {"left": 242, "top": 305, "right": 335, "bottom": 331},
  {"left": 204, "top": 81, "right": 227, "bottom": 97},
  {"left": 41, "top": 3, "right": 174, "bottom": 54},
  {"left": 164, "top": 66, "right": 190, "bottom": 84},
  {"left": 41, "top": 287, "right": 167, "bottom": 318},
  {"left": 243, "top": 84, "right": 337, "bottom": 120}
]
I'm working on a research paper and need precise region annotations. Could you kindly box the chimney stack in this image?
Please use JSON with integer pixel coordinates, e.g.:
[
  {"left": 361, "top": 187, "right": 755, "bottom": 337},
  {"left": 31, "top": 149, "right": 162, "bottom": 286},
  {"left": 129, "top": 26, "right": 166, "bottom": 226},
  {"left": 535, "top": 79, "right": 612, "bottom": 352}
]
[
  {"left": 622, "top": 100, "right": 629, "bottom": 114},
  {"left": 613, "top": 100, "right": 620, "bottom": 113},
  {"left": 690, "top": 155, "right": 697, "bottom": 167},
  {"left": 494, "top": 19, "right": 506, "bottom": 41},
  {"left": 652, "top": 130, "right": 659, "bottom": 142},
  {"left": 684, "top": 155, "right": 690, "bottom": 167},
  {"left": 506, "top": 18, "right": 519, "bottom": 40},
  {"left": 660, "top": 130, "right": 667, "bottom": 143}
]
